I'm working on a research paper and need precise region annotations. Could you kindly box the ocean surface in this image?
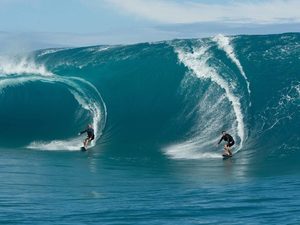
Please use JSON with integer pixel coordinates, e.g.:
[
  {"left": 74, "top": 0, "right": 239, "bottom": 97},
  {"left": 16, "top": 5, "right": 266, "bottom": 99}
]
[{"left": 0, "top": 33, "right": 299, "bottom": 224}]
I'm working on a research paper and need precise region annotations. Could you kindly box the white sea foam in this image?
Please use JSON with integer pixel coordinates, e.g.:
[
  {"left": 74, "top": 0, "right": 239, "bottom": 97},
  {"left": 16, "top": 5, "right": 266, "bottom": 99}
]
[
  {"left": 258, "top": 81, "right": 300, "bottom": 134},
  {"left": 165, "top": 43, "right": 245, "bottom": 159},
  {"left": 27, "top": 139, "right": 84, "bottom": 151},
  {"left": 85, "top": 46, "right": 111, "bottom": 53},
  {"left": 213, "top": 34, "right": 251, "bottom": 102},
  {"left": 0, "top": 76, "right": 55, "bottom": 95},
  {"left": 0, "top": 56, "right": 53, "bottom": 76},
  {"left": 166, "top": 141, "right": 222, "bottom": 159},
  {"left": 177, "top": 46, "right": 245, "bottom": 145},
  {"left": 37, "top": 48, "right": 68, "bottom": 57}
]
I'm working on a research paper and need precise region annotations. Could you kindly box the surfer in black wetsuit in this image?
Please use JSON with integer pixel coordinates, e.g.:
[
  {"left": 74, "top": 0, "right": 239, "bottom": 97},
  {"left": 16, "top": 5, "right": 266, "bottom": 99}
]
[
  {"left": 218, "top": 131, "right": 235, "bottom": 156},
  {"left": 78, "top": 124, "right": 95, "bottom": 149}
]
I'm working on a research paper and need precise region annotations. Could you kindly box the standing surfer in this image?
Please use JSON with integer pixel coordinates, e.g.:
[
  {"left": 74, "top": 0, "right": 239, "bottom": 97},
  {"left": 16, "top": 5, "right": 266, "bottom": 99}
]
[
  {"left": 217, "top": 131, "right": 235, "bottom": 157},
  {"left": 78, "top": 124, "right": 95, "bottom": 150}
]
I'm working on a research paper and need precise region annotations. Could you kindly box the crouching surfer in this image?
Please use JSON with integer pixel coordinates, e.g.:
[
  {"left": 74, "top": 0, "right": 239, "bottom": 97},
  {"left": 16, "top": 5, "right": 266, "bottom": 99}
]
[
  {"left": 78, "top": 124, "right": 95, "bottom": 150},
  {"left": 217, "top": 131, "right": 235, "bottom": 157}
]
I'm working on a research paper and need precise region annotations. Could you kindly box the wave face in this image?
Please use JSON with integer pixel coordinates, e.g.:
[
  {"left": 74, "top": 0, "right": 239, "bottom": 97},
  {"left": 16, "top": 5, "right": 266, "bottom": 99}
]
[{"left": 0, "top": 33, "right": 299, "bottom": 161}]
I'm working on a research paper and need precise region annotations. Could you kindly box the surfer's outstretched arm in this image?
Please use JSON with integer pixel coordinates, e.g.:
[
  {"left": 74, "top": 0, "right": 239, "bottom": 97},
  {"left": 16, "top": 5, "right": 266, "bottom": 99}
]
[
  {"left": 218, "top": 136, "right": 224, "bottom": 145},
  {"left": 79, "top": 129, "right": 87, "bottom": 135}
]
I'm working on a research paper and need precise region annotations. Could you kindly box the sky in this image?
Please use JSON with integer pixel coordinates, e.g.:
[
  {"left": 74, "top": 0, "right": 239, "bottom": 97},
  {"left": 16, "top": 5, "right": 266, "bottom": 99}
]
[{"left": 0, "top": 0, "right": 300, "bottom": 50}]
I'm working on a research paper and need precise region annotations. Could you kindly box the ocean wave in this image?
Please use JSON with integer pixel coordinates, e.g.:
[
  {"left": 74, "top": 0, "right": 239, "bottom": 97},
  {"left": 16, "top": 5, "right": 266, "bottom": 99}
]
[{"left": 0, "top": 33, "right": 299, "bottom": 160}]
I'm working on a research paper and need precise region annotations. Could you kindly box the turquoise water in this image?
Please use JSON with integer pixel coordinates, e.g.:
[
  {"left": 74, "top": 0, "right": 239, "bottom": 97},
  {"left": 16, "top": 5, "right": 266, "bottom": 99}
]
[
  {"left": 0, "top": 33, "right": 300, "bottom": 224},
  {"left": 1, "top": 148, "right": 300, "bottom": 224}
]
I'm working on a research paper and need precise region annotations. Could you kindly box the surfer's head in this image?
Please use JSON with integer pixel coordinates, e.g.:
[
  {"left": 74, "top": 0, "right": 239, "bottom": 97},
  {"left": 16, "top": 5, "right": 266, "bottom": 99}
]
[
  {"left": 222, "top": 131, "right": 226, "bottom": 135},
  {"left": 88, "top": 124, "right": 93, "bottom": 128}
]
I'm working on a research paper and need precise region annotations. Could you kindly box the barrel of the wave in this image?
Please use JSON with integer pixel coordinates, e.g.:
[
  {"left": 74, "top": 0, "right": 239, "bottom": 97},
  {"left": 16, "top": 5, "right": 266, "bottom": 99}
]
[
  {"left": 29, "top": 76, "right": 106, "bottom": 151},
  {"left": 0, "top": 72, "right": 107, "bottom": 151}
]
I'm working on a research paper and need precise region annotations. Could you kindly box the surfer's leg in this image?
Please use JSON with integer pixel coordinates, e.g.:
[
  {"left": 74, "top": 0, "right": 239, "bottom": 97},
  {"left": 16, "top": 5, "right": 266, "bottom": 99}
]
[
  {"left": 84, "top": 137, "right": 92, "bottom": 148},
  {"left": 84, "top": 138, "right": 89, "bottom": 148},
  {"left": 226, "top": 145, "right": 232, "bottom": 156},
  {"left": 223, "top": 145, "right": 230, "bottom": 156},
  {"left": 227, "top": 141, "right": 234, "bottom": 156}
]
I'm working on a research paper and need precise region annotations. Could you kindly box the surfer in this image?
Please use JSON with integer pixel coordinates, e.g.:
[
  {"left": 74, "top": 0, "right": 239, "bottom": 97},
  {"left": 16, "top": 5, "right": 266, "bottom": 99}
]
[
  {"left": 78, "top": 124, "right": 95, "bottom": 149},
  {"left": 217, "top": 131, "right": 235, "bottom": 156}
]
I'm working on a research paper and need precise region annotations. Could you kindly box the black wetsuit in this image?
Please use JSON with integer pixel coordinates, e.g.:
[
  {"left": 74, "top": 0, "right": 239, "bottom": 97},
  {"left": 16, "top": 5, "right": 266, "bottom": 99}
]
[
  {"left": 80, "top": 127, "right": 95, "bottom": 140},
  {"left": 218, "top": 133, "right": 235, "bottom": 147}
]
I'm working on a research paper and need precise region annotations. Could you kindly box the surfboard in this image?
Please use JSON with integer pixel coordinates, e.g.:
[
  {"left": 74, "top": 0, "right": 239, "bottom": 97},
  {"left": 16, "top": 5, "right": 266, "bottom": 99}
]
[
  {"left": 81, "top": 147, "right": 87, "bottom": 151},
  {"left": 222, "top": 154, "right": 232, "bottom": 159}
]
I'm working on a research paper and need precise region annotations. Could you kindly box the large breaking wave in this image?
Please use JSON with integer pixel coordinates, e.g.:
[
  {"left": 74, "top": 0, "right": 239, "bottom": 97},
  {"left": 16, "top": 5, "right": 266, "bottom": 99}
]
[{"left": 0, "top": 33, "right": 299, "bottom": 162}]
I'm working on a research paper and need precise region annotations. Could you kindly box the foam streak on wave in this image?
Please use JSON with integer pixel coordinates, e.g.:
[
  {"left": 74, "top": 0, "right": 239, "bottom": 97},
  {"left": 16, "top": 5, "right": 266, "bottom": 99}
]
[
  {"left": 166, "top": 141, "right": 222, "bottom": 159},
  {"left": 213, "top": 34, "right": 251, "bottom": 103},
  {"left": 175, "top": 45, "right": 245, "bottom": 152},
  {"left": 177, "top": 47, "right": 244, "bottom": 147}
]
